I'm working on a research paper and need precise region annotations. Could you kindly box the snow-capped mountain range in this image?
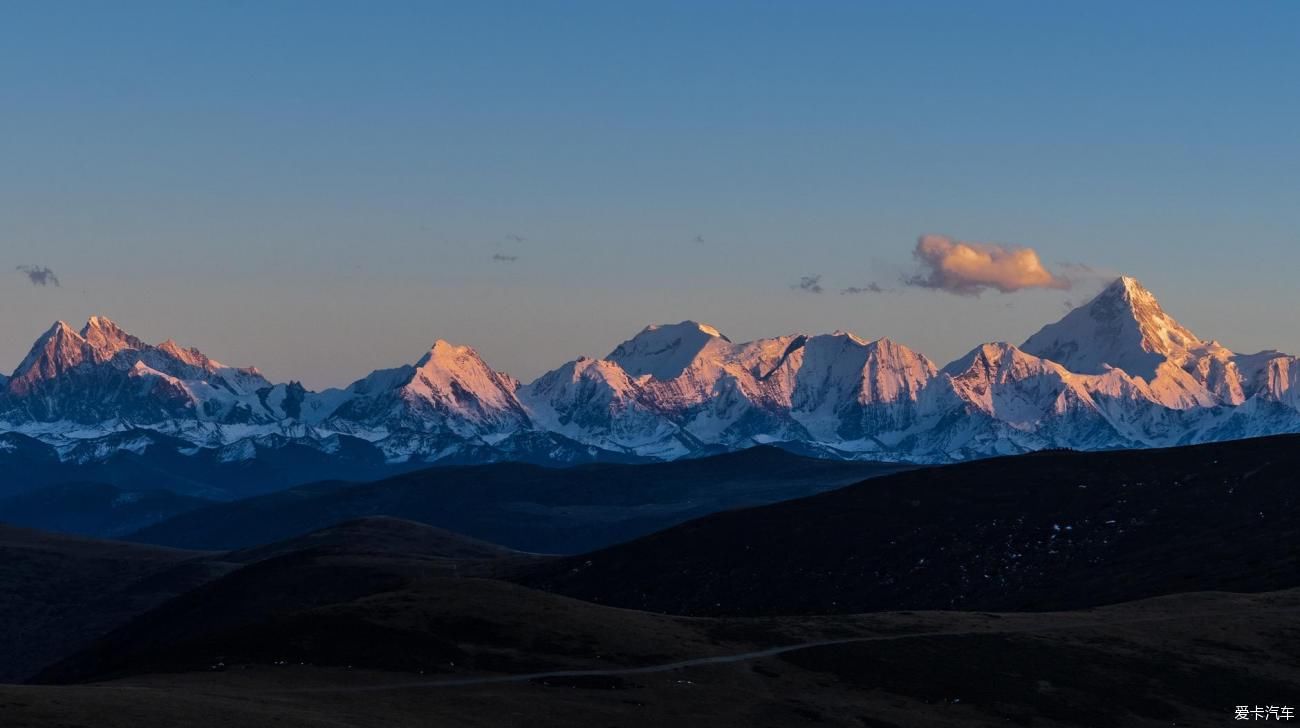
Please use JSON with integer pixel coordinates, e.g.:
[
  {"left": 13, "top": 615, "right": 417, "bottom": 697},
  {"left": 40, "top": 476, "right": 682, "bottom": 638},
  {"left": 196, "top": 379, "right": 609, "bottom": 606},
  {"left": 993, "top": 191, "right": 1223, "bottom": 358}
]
[{"left": 3, "top": 277, "right": 1298, "bottom": 466}]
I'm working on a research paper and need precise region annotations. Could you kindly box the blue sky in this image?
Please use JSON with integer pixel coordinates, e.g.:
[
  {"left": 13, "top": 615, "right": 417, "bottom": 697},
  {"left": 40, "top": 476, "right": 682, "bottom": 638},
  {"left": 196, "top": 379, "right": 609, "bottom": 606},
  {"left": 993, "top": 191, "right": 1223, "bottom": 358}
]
[{"left": 2, "top": 1, "right": 1298, "bottom": 386}]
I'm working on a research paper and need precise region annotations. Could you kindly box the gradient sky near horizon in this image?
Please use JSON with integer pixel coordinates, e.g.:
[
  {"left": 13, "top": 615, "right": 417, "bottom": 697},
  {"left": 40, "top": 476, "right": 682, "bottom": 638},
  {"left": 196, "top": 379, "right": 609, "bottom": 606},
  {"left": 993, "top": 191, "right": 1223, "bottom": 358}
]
[{"left": 3, "top": 1, "right": 1298, "bottom": 388}]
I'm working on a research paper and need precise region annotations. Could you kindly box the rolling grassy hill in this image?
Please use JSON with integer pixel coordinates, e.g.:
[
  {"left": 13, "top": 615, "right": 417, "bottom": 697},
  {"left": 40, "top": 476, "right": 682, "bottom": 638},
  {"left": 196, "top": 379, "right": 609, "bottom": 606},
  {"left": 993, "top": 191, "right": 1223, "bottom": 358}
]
[
  {"left": 518, "top": 435, "right": 1300, "bottom": 615},
  {"left": 128, "top": 447, "right": 907, "bottom": 553}
]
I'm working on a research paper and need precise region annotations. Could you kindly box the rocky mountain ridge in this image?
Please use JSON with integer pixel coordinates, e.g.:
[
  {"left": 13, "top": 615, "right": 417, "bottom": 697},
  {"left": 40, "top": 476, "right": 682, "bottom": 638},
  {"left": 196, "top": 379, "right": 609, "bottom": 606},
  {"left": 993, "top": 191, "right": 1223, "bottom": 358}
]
[{"left": 3, "top": 277, "right": 1297, "bottom": 466}]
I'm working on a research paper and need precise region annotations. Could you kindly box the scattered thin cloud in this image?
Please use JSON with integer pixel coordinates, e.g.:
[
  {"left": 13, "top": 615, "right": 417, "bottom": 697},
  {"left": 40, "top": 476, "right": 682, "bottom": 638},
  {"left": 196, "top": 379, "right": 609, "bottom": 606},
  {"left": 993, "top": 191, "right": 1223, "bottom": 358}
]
[
  {"left": 1058, "top": 262, "right": 1096, "bottom": 275},
  {"left": 17, "top": 265, "right": 60, "bottom": 287},
  {"left": 492, "top": 254, "right": 519, "bottom": 263},
  {"left": 1059, "top": 261, "right": 1125, "bottom": 285},
  {"left": 903, "top": 234, "right": 1072, "bottom": 296},
  {"left": 840, "top": 283, "right": 890, "bottom": 295},
  {"left": 793, "top": 275, "right": 825, "bottom": 294}
]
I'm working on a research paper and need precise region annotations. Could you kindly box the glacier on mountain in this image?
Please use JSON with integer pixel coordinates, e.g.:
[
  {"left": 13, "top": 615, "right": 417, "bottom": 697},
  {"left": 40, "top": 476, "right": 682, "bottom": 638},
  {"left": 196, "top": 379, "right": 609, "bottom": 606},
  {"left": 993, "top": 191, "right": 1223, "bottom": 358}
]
[{"left": 1, "top": 277, "right": 1297, "bottom": 466}]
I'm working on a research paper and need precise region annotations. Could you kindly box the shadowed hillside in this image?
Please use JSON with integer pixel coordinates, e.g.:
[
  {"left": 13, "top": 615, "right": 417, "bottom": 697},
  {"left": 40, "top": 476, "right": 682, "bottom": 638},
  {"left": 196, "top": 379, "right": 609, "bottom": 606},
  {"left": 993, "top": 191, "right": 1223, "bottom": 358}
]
[
  {"left": 0, "top": 526, "right": 234, "bottom": 682},
  {"left": 128, "top": 447, "right": 907, "bottom": 553},
  {"left": 518, "top": 435, "right": 1300, "bottom": 615},
  {"left": 0, "top": 481, "right": 213, "bottom": 538}
]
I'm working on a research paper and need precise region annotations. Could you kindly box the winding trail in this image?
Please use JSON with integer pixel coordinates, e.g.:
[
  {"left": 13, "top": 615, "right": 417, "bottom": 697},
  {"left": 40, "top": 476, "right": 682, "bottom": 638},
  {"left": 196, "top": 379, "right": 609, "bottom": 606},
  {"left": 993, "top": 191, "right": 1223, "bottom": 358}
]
[{"left": 278, "top": 608, "right": 1262, "bottom": 694}]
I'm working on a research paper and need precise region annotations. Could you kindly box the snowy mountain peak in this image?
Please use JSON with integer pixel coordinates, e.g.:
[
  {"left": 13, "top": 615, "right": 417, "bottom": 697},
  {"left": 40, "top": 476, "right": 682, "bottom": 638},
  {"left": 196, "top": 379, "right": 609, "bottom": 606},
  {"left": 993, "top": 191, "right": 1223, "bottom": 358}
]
[
  {"left": 156, "top": 338, "right": 218, "bottom": 370},
  {"left": 691, "top": 321, "right": 728, "bottom": 339},
  {"left": 419, "top": 339, "right": 477, "bottom": 364},
  {"left": 9, "top": 321, "right": 90, "bottom": 394},
  {"left": 1021, "top": 276, "right": 1207, "bottom": 380},
  {"left": 607, "top": 321, "right": 733, "bottom": 379},
  {"left": 796, "top": 333, "right": 934, "bottom": 373},
  {"left": 626, "top": 320, "right": 729, "bottom": 343},
  {"left": 4, "top": 299, "right": 1300, "bottom": 467},
  {"left": 1112, "top": 274, "right": 1147, "bottom": 296},
  {"left": 943, "top": 341, "right": 1057, "bottom": 378},
  {"left": 36, "top": 320, "right": 79, "bottom": 346},
  {"left": 868, "top": 336, "right": 928, "bottom": 358},
  {"left": 80, "top": 316, "right": 145, "bottom": 361},
  {"left": 392, "top": 340, "right": 528, "bottom": 429},
  {"left": 30, "top": 320, "right": 80, "bottom": 351},
  {"left": 413, "top": 340, "right": 519, "bottom": 388},
  {"left": 82, "top": 314, "right": 123, "bottom": 333},
  {"left": 2, "top": 316, "right": 280, "bottom": 425},
  {"left": 828, "top": 329, "right": 870, "bottom": 345},
  {"left": 14, "top": 317, "right": 149, "bottom": 385}
]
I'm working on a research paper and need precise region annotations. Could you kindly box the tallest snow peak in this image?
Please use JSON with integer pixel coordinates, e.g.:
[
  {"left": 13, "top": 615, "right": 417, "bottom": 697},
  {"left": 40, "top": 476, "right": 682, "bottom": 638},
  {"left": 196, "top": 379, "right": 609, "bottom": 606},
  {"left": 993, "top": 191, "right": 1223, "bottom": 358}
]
[
  {"left": 1021, "top": 275, "right": 1206, "bottom": 380},
  {"left": 1108, "top": 275, "right": 1158, "bottom": 303}
]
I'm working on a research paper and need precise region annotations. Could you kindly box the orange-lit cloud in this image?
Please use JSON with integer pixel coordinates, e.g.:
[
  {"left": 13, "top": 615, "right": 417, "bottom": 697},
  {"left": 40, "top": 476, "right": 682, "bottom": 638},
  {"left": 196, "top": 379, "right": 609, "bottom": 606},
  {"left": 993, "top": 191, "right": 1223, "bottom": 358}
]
[{"left": 904, "top": 234, "right": 1070, "bottom": 296}]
